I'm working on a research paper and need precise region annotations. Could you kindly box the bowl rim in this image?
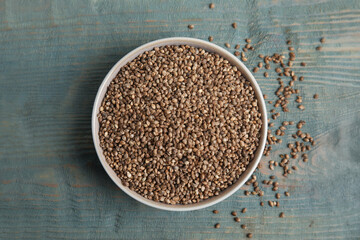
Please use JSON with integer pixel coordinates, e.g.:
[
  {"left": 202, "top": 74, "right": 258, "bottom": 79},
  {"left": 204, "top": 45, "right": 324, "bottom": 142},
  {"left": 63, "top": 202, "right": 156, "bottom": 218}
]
[{"left": 91, "top": 37, "right": 268, "bottom": 211}]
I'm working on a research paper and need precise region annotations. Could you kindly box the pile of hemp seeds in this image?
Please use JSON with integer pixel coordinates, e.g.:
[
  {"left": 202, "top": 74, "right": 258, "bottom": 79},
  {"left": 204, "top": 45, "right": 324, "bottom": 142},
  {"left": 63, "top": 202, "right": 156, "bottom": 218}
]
[
  {"left": 98, "top": 45, "right": 263, "bottom": 205},
  {"left": 200, "top": 3, "right": 322, "bottom": 238}
]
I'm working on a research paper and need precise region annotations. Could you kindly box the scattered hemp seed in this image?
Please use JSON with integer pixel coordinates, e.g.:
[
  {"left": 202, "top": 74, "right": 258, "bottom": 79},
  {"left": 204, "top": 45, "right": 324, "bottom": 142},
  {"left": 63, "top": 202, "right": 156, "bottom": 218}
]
[
  {"left": 287, "top": 40, "right": 292, "bottom": 45},
  {"left": 188, "top": 24, "right": 194, "bottom": 29},
  {"left": 247, "top": 233, "right": 253, "bottom": 238},
  {"left": 215, "top": 223, "right": 220, "bottom": 229},
  {"left": 235, "top": 51, "right": 241, "bottom": 56},
  {"left": 235, "top": 44, "right": 240, "bottom": 49},
  {"left": 253, "top": 67, "right": 259, "bottom": 73},
  {"left": 320, "top": 37, "right": 326, "bottom": 43},
  {"left": 299, "top": 76, "right": 304, "bottom": 81},
  {"left": 234, "top": 217, "right": 241, "bottom": 222},
  {"left": 316, "top": 46, "right": 322, "bottom": 51},
  {"left": 225, "top": 43, "right": 231, "bottom": 48},
  {"left": 289, "top": 52, "right": 296, "bottom": 60},
  {"left": 298, "top": 105, "right": 305, "bottom": 110},
  {"left": 288, "top": 47, "right": 294, "bottom": 51},
  {"left": 279, "top": 212, "right": 285, "bottom": 218},
  {"left": 285, "top": 191, "right": 290, "bottom": 197},
  {"left": 301, "top": 62, "right": 307, "bottom": 66},
  {"left": 209, "top": 3, "right": 215, "bottom": 9},
  {"left": 314, "top": 94, "right": 319, "bottom": 99},
  {"left": 297, "top": 121, "right": 305, "bottom": 129},
  {"left": 213, "top": 210, "right": 219, "bottom": 214},
  {"left": 259, "top": 54, "right": 264, "bottom": 58},
  {"left": 231, "top": 211, "right": 237, "bottom": 216},
  {"left": 246, "top": 38, "right": 251, "bottom": 43},
  {"left": 260, "top": 202, "right": 264, "bottom": 206},
  {"left": 208, "top": 36, "right": 213, "bottom": 42},
  {"left": 264, "top": 72, "right": 269, "bottom": 78},
  {"left": 241, "top": 224, "right": 247, "bottom": 229},
  {"left": 276, "top": 193, "right": 281, "bottom": 199},
  {"left": 232, "top": 22, "right": 237, "bottom": 29},
  {"left": 242, "top": 208, "right": 247, "bottom": 213}
]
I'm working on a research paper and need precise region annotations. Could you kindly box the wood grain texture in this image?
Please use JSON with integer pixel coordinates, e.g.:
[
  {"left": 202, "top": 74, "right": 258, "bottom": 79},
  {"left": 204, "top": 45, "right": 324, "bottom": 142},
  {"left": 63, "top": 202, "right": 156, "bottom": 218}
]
[{"left": 0, "top": 0, "right": 360, "bottom": 239}]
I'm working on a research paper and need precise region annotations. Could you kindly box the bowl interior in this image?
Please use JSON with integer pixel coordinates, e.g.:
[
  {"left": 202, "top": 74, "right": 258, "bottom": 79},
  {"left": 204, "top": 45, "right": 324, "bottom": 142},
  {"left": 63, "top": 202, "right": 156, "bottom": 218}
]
[{"left": 92, "top": 37, "right": 268, "bottom": 211}]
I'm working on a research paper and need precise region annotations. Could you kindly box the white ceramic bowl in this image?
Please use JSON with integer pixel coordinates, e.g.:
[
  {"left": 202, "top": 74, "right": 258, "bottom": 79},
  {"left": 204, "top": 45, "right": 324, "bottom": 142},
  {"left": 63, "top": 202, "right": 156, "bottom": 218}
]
[{"left": 92, "top": 37, "right": 268, "bottom": 211}]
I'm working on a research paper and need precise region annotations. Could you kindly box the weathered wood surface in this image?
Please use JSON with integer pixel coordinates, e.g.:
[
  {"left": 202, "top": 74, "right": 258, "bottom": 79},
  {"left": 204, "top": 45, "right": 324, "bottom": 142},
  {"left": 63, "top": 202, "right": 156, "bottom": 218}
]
[{"left": 0, "top": 0, "right": 360, "bottom": 239}]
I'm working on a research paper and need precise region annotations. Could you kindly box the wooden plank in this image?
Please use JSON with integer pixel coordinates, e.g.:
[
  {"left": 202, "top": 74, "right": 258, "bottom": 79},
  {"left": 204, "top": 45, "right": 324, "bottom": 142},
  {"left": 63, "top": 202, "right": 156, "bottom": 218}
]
[{"left": 0, "top": 0, "right": 359, "bottom": 239}]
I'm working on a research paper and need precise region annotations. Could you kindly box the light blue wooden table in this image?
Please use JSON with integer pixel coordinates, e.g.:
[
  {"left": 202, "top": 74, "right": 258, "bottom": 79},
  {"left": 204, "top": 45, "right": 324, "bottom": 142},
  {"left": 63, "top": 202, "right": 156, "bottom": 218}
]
[{"left": 0, "top": 0, "right": 360, "bottom": 239}]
